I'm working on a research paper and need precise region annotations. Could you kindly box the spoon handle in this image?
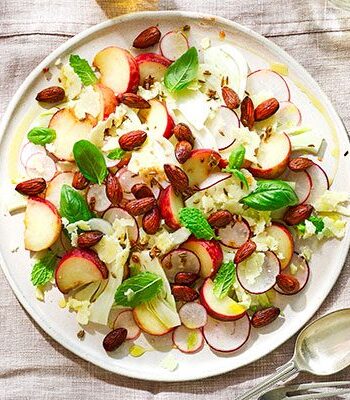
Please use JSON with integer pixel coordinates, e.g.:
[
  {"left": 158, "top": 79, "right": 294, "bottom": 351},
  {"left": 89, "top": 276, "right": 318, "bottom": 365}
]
[{"left": 237, "top": 361, "right": 299, "bottom": 400}]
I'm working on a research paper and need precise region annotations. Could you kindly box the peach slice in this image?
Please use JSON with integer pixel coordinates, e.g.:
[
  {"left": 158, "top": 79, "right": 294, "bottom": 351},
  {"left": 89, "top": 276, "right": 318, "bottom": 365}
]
[
  {"left": 94, "top": 83, "right": 118, "bottom": 120},
  {"left": 265, "top": 222, "right": 294, "bottom": 269},
  {"left": 45, "top": 172, "right": 74, "bottom": 209},
  {"left": 133, "top": 303, "right": 172, "bottom": 336},
  {"left": 158, "top": 185, "right": 183, "bottom": 230},
  {"left": 135, "top": 53, "right": 171, "bottom": 84},
  {"left": 138, "top": 99, "right": 174, "bottom": 139}
]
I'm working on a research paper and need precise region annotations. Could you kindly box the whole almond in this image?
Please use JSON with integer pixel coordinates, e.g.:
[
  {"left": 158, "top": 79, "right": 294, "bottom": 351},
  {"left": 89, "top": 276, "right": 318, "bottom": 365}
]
[
  {"left": 142, "top": 207, "right": 161, "bottom": 234},
  {"left": 103, "top": 328, "right": 128, "bottom": 352},
  {"left": 131, "top": 183, "right": 154, "bottom": 199},
  {"left": 222, "top": 86, "right": 240, "bottom": 109},
  {"left": 251, "top": 307, "right": 280, "bottom": 328},
  {"left": 240, "top": 96, "right": 255, "bottom": 130},
  {"left": 174, "top": 272, "right": 198, "bottom": 286},
  {"left": 133, "top": 26, "right": 161, "bottom": 49},
  {"left": 35, "top": 86, "right": 65, "bottom": 103},
  {"left": 207, "top": 210, "right": 232, "bottom": 228},
  {"left": 254, "top": 98, "right": 280, "bottom": 121},
  {"left": 77, "top": 230, "right": 104, "bottom": 248},
  {"left": 119, "top": 130, "right": 147, "bottom": 151},
  {"left": 164, "top": 164, "right": 189, "bottom": 193},
  {"left": 175, "top": 140, "right": 192, "bottom": 164},
  {"left": 288, "top": 157, "right": 314, "bottom": 172},
  {"left": 276, "top": 274, "right": 300, "bottom": 294},
  {"left": 172, "top": 285, "right": 199, "bottom": 302},
  {"left": 124, "top": 197, "right": 156, "bottom": 216},
  {"left": 15, "top": 178, "right": 46, "bottom": 196},
  {"left": 283, "top": 204, "right": 314, "bottom": 226},
  {"left": 120, "top": 93, "right": 150, "bottom": 109},
  {"left": 234, "top": 240, "right": 257, "bottom": 264},
  {"left": 172, "top": 123, "right": 195, "bottom": 145},
  {"left": 105, "top": 173, "right": 123, "bottom": 205},
  {"left": 72, "top": 171, "right": 89, "bottom": 190}
]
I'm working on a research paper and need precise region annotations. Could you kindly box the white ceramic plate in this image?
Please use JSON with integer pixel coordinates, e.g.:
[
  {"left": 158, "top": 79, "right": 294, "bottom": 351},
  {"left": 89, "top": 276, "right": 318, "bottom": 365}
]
[{"left": 0, "top": 11, "right": 349, "bottom": 382}]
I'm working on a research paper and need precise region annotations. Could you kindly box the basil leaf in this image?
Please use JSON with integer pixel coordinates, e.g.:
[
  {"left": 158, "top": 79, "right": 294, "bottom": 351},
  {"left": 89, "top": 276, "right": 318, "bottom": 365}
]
[
  {"left": 60, "top": 184, "right": 92, "bottom": 223},
  {"left": 31, "top": 251, "right": 57, "bottom": 286},
  {"left": 114, "top": 272, "right": 163, "bottom": 308},
  {"left": 213, "top": 261, "right": 236, "bottom": 299},
  {"left": 69, "top": 54, "right": 98, "bottom": 86},
  {"left": 164, "top": 47, "right": 199, "bottom": 92},
  {"left": 73, "top": 140, "right": 108, "bottom": 184},
  {"left": 240, "top": 180, "right": 299, "bottom": 211},
  {"left": 232, "top": 169, "right": 249, "bottom": 189},
  {"left": 179, "top": 207, "right": 217, "bottom": 240},
  {"left": 27, "top": 127, "right": 56, "bottom": 145},
  {"left": 228, "top": 145, "right": 245, "bottom": 170},
  {"left": 107, "top": 148, "right": 126, "bottom": 160}
]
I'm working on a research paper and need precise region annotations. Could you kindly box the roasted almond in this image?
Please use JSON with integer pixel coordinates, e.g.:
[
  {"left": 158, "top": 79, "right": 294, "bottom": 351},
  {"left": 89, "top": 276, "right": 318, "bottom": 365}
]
[
  {"left": 142, "top": 207, "right": 161, "bottom": 234},
  {"left": 120, "top": 93, "right": 150, "bottom": 109},
  {"left": 105, "top": 173, "right": 123, "bottom": 205},
  {"left": 251, "top": 307, "right": 280, "bottom": 328},
  {"left": 164, "top": 164, "right": 189, "bottom": 193},
  {"left": 254, "top": 98, "right": 280, "bottom": 121},
  {"left": 103, "top": 328, "right": 128, "bottom": 352},
  {"left": 124, "top": 197, "right": 156, "bottom": 216},
  {"left": 35, "top": 86, "right": 65, "bottom": 103},
  {"left": 72, "top": 171, "right": 89, "bottom": 190},
  {"left": 133, "top": 26, "right": 161, "bottom": 49},
  {"left": 288, "top": 157, "right": 314, "bottom": 172},
  {"left": 222, "top": 86, "right": 240, "bottom": 109},
  {"left": 119, "top": 130, "right": 147, "bottom": 151},
  {"left": 283, "top": 204, "right": 313, "bottom": 226},
  {"left": 77, "top": 230, "right": 104, "bottom": 248},
  {"left": 172, "top": 123, "right": 195, "bottom": 145},
  {"left": 240, "top": 96, "right": 255, "bottom": 130},
  {"left": 131, "top": 183, "right": 154, "bottom": 199},
  {"left": 207, "top": 210, "right": 232, "bottom": 228},
  {"left": 172, "top": 285, "right": 199, "bottom": 302},
  {"left": 174, "top": 272, "right": 198, "bottom": 286},
  {"left": 276, "top": 274, "right": 300, "bottom": 294},
  {"left": 175, "top": 140, "right": 192, "bottom": 164},
  {"left": 15, "top": 178, "right": 46, "bottom": 196},
  {"left": 234, "top": 240, "right": 257, "bottom": 264}
]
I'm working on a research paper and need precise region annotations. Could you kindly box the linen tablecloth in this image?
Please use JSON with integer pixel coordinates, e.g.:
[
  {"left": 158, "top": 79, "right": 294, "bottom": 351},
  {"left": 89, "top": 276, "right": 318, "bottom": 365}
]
[{"left": 1, "top": 1, "right": 350, "bottom": 398}]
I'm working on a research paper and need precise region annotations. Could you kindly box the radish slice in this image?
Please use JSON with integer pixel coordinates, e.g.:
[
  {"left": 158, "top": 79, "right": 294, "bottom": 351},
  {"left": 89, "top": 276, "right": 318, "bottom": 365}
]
[
  {"left": 113, "top": 310, "right": 141, "bottom": 340},
  {"left": 116, "top": 167, "right": 145, "bottom": 200},
  {"left": 276, "top": 101, "right": 301, "bottom": 130},
  {"left": 236, "top": 251, "right": 281, "bottom": 294},
  {"left": 103, "top": 207, "right": 139, "bottom": 244},
  {"left": 218, "top": 217, "right": 251, "bottom": 249},
  {"left": 45, "top": 172, "right": 74, "bottom": 208},
  {"left": 198, "top": 172, "right": 231, "bottom": 191},
  {"left": 160, "top": 31, "right": 189, "bottom": 61},
  {"left": 25, "top": 153, "right": 56, "bottom": 181},
  {"left": 203, "top": 314, "right": 251, "bottom": 353},
  {"left": 282, "top": 169, "right": 312, "bottom": 204},
  {"left": 179, "top": 302, "right": 207, "bottom": 329},
  {"left": 161, "top": 249, "right": 201, "bottom": 283},
  {"left": 306, "top": 163, "right": 330, "bottom": 205},
  {"left": 20, "top": 142, "right": 46, "bottom": 166},
  {"left": 206, "top": 106, "right": 240, "bottom": 150},
  {"left": 86, "top": 184, "right": 111, "bottom": 213},
  {"left": 172, "top": 326, "right": 204, "bottom": 354},
  {"left": 246, "top": 69, "right": 290, "bottom": 102},
  {"left": 274, "top": 252, "right": 310, "bottom": 295}
]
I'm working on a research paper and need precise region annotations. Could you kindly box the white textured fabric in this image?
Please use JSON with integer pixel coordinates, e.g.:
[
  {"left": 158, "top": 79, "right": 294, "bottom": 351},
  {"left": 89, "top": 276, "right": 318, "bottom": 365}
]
[{"left": 1, "top": 1, "right": 350, "bottom": 398}]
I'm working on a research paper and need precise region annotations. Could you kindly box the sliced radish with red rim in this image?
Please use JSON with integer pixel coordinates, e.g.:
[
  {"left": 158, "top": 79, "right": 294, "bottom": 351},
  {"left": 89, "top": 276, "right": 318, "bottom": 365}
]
[
  {"left": 116, "top": 167, "right": 145, "bottom": 200},
  {"left": 276, "top": 101, "right": 301, "bottom": 130},
  {"left": 160, "top": 31, "right": 189, "bottom": 61},
  {"left": 236, "top": 250, "right": 281, "bottom": 294},
  {"left": 86, "top": 184, "right": 111, "bottom": 213},
  {"left": 25, "top": 153, "right": 56, "bottom": 181},
  {"left": 246, "top": 69, "right": 290, "bottom": 102},
  {"left": 161, "top": 248, "right": 201, "bottom": 283},
  {"left": 197, "top": 172, "right": 231, "bottom": 191},
  {"left": 218, "top": 217, "right": 251, "bottom": 248},
  {"left": 103, "top": 207, "right": 139, "bottom": 244},
  {"left": 203, "top": 314, "right": 251, "bottom": 353},
  {"left": 306, "top": 163, "right": 330, "bottom": 205},
  {"left": 20, "top": 142, "right": 46, "bottom": 166},
  {"left": 282, "top": 169, "right": 312, "bottom": 204},
  {"left": 274, "top": 252, "right": 309, "bottom": 295},
  {"left": 179, "top": 302, "right": 207, "bottom": 329},
  {"left": 172, "top": 325, "right": 204, "bottom": 354},
  {"left": 113, "top": 310, "right": 141, "bottom": 340}
]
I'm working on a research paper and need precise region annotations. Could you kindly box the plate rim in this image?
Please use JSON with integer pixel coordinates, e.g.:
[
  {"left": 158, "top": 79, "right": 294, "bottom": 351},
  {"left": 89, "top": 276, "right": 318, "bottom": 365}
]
[{"left": 0, "top": 10, "right": 349, "bottom": 382}]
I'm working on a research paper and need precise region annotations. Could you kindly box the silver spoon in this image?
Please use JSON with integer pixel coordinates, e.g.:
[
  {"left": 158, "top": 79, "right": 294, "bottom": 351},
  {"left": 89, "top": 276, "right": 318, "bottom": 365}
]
[{"left": 237, "top": 308, "right": 350, "bottom": 400}]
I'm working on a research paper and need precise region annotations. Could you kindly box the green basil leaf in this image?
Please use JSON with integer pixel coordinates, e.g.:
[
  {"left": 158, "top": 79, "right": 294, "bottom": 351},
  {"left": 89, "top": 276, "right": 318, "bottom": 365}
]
[
  {"left": 69, "top": 54, "right": 98, "bottom": 86},
  {"left": 179, "top": 207, "right": 217, "bottom": 240},
  {"left": 107, "top": 148, "right": 126, "bottom": 160},
  {"left": 240, "top": 180, "right": 299, "bottom": 211},
  {"left": 27, "top": 127, "right": 56, "bottom": 145},
  {"left": 73, "top": 140, "right": 108, "bottom": 184},
  {"left": 60, "top": 184, "right": 93, "bottom": 223},
  {"left": 164, "top": 47, "right": 199, "bottom": 92},
  {"left": 114, "top": 272, "right": 163, "bottom": 308},
  {"left": 31, "top": 251, "right": 57, "bottom": 286},
  {"left": 228, "top": 145, "right": 245, "bottom": 170},
  {"left": 232, "top": 169, "right": 249, "bottom": 189},
  {"left": 213, "top": 261, "right": 236, "bottom": 299}
]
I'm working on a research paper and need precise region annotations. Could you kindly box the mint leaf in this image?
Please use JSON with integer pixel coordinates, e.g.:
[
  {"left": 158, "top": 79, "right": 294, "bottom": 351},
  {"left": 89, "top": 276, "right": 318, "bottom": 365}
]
[
  {"left": 308, "top": 216, "right": 324, "bottom": 233},
  {"left": 164, "top": 47, "right": 199, "bottom": 92},
  {"left": 69, "top": 54, "right": 98, "bottom": 86},
  {"left": 31, "top": 251, "right": 57, "bottom": 286},
  {"left": 27, "top": 127, "right": 56, "bottom": 145},
  {"left": 179, "top": 207, "right": 216, "bottom": 240},
  {"left": 60, "top": 184, "right": 93, "bottom": 223},
  {"left": 232, "top": 169, "right": 249, "bottom": 189},
  {"left": 213, "top": 261, "right": 236, "bottom": 299},
  {"left": 114, "top": 272, "right": 163, "bottom": 308},
  {"left": 107, "top": 148, "right": 126, "bottom": 160},
  {"left": 73, "top": 140, "right": 108, "bottom": 184},
  {"left": 226, "top": 145, "right": 246, "bottom": 170}
]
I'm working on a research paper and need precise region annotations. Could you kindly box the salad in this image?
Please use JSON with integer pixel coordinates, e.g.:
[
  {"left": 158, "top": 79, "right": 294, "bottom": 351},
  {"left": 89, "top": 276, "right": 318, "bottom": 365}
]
[{"left": 8, "top": 24, "right": 350, "bottom": 358}]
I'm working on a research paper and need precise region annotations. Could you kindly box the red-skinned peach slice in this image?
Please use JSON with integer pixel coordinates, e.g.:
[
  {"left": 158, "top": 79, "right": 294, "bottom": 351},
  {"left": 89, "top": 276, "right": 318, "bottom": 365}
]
[
  {"left": 133, "top": 303, "right": 173, "bottom": 336},
  {"left": 94, "top": 83, "right": 118, "bottom": 119},
  {"left": 265, "top": 222, "right": 294, "bottom": 269},
  {"left": 45, "top": 172, "right": 74, "bottom": 209},
  {"left": 24, "top": 197, "right": 62, "bottom": 251},
  {"left": 135, "top": 53, "right": 171, "bottom": 84},
  {"left": 138, "top": 99, "right": 174, "bottom": 139},
  {"left": 158, "top": 185, "right": 183, "bottom": 230}
]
